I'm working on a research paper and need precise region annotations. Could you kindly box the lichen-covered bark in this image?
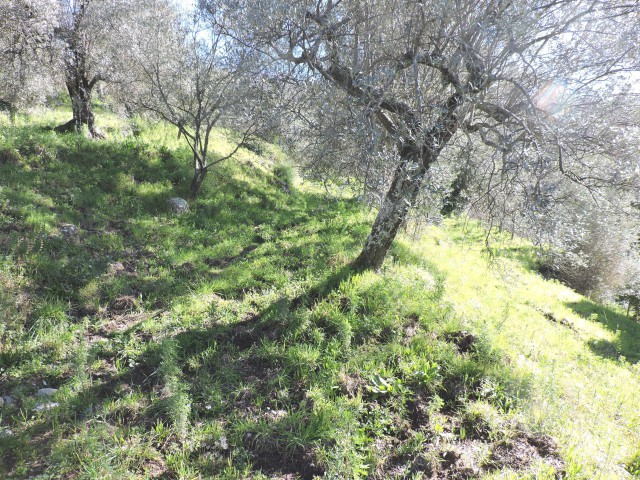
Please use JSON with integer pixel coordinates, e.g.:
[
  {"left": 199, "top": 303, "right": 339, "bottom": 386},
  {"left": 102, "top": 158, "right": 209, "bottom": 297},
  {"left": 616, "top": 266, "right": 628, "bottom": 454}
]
[
  {"left": 352, "top": 154, "right": 427, "bottom": 271},
  {"left": 68, "top": 79, "right": 95, "bottom": 133},
  {"left": 352, "top": 105, "right": 460, "bottom": 271}
]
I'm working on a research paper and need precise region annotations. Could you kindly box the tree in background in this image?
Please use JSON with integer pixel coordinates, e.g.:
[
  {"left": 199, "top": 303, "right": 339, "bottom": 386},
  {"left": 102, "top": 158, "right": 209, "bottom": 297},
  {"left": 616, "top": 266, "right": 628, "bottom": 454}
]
[
  {"left": 45, "top": 0, "right": 153, "bottom": 137},
  {"left": 0, "top": 0, "right": 57, "bottom": 121},
  {"left": 125, "top": 1, "right": 277, "bottom": 198},
  {"left": 51, "top": 0, "right": 123, "bottom": 136},
  {"left": 216, "top": 0, "right": 640, "bottom": 270}
]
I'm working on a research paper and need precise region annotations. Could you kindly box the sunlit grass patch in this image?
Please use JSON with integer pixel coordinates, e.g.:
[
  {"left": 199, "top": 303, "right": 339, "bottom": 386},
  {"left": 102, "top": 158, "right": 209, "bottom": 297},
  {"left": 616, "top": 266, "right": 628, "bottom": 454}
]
[{"left": 0, "top": 110, "right": 637, "bottom": 479}]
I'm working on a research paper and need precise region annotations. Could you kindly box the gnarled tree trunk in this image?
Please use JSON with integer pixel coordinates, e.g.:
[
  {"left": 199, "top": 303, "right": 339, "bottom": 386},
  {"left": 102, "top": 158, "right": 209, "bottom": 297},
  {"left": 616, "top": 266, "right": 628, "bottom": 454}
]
[
  {"left": 54, "top": 0, "right": 103, "bottom": 139},
  {"left": 68, "top": 77, "right": 95, "bottom": 133},
  {"left": 353, "top": 105, "right": 460, "bottom": 271},
  {"left": 353, "top": 152, "right": 427, "bottom": 271},
  {"left": 55, "top": 75, "right": 102, "bottom": 138}
]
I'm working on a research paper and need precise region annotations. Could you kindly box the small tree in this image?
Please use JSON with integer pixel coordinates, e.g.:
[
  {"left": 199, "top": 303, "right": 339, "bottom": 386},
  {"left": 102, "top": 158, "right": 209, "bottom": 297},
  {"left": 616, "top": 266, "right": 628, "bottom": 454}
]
[{"left": 128, "top": 3, "right": 270, "bottom": 198}]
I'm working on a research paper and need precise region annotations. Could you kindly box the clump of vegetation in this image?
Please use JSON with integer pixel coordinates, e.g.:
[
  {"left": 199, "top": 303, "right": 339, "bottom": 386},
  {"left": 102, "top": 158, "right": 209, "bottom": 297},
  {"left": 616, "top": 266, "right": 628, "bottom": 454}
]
[
  {"left": 625, "top": 450, "right": 640, "bottom": 477},
  {"left": 0, "top": 111, "right": 638, "bottom": 479},
  {"left": 272, "top": 161, "right": 295, "bottom": 192},
  {"left": 0, "top": 147, "right": 21, "bottom": 165}
]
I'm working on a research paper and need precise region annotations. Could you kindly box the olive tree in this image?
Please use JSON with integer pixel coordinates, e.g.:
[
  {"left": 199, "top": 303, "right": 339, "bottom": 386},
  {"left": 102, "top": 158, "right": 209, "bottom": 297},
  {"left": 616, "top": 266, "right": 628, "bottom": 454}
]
[
  {"left": 214, "top": 0, "right": 640, "bottom": 270},
  {"left": 125, "top": 1, "right": 275, "bottom": 198},
  {"left": 48, "top": 0, "right": 148, "bottom": 137},
  {"left": 0, "top": 0, "right": 58, "bottom": 120}
]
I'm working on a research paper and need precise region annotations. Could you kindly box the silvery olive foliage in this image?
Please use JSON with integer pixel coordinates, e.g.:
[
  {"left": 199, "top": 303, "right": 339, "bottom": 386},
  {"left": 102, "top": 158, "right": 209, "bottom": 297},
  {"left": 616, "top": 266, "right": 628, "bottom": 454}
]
[
  {"left": 0, "top": 0, "right": 58, "bottom": 116},
  {"left": 122, "top": 0, "right": 279, "bottom": 198},
  {"left": 0, "top": 0, "right": 150, "bottom": 134},
  {"left": 210, "top": 0, "right": 640, "bottom": 271},
  {"left": 1, "top": 0, "right": 639, "bottom": 298},
  {"left": 50, "top": 0, "right": 142, "bottom": 136}
]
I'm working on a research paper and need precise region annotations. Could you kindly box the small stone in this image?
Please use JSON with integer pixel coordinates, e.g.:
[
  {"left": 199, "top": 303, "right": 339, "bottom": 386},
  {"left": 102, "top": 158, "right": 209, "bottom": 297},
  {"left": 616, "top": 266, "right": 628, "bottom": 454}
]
[
  {"left": 0, "top": 428, "right": 13, "bottom": 438},
  {"left": 60, "top": 223, "right": 78, "bottom": 238},
  {"left": 3, "top": 396, "right": 15, "bottom": 405},
  {"left": 167, "top": 197, "right": 188, "bottom": 214},
  {"left": 36, "top": 388, "right": 58, "bottom": 397},
  {"left": 35, "top": 402, "right": 59, "bottom": 412}
]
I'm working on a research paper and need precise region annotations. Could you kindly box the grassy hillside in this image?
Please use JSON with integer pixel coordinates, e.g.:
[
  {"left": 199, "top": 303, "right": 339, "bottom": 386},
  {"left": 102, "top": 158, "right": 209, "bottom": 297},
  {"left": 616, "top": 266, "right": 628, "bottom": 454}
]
[{"left": 0, "top": 110, "right": 638, "bottom": 479}]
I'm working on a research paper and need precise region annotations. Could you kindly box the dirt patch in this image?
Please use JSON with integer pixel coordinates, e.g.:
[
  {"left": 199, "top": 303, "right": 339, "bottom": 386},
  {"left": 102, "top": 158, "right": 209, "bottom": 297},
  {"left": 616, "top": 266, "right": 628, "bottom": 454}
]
[
  {"left": 459, "top": 414, "right": 491, "bottom": 441},
  {"left": 434, "top": 444, "right": 483, "bottom": 479},
  {"left": 231, "top": 324, "right": 261, "bottom": 350},
  {"left": 109, "top": 295, "right": 139, "bottom": 315},
  {"left": 403, "top": 314, "right": 421, "bottom": 345},
  {"left": 248, "top": 445, "right": 323, "bottom": 480},
  {"left": 444, "top": 331, "right": 477, "bottom": 354},
  {"left": 541, "top": 311, "right": 576, "bottom": 331},
  {"left": 107, "top": 261, "right": 137, "bottom": 278},
  {"left": 141, "top": 457, "right": 168, "bottom": 478},
  {"left": 486, "top": 434, "right": 564, "bottom": 474},
  {"left": 407, "top": 394, "right": 431, "bottom": 430},
  {"left": 91, "top": 310, "right": 162, "bottom": 343}
]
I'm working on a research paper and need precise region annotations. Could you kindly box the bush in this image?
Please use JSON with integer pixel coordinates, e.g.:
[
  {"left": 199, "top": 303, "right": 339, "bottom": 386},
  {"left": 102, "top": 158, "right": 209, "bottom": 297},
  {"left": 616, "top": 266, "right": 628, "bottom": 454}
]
[
  {"left": 0, "top": 147, "right": 22, "bottom": 165},
  {"left": 537, "top": 215, "right": 639, "bottom": 301},
  {"left": 273, "top": 162, "right": 295, "bottom": 192}
]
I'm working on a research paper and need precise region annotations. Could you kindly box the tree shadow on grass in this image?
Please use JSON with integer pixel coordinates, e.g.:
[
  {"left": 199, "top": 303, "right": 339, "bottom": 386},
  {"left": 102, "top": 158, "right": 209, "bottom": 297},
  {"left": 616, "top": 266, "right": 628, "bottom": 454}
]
[
  {"left": 167, "top": 266, "right": 355, "bottom": 478},
  {"left": 565, "top": 299, "right": 640, "bottom": 364},
  {"left": 0, "top": 127, "right": 374, "bottom": 477},
  {"left": 0, "top": 261, "right": 356, "bottom": 479}
]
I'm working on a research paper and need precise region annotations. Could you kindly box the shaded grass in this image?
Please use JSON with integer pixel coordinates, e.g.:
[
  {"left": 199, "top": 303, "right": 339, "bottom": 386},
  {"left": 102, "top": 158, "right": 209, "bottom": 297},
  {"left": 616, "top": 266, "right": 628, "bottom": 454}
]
[{"left": 0, "top": 110, "right": 635, "bottom": 479}]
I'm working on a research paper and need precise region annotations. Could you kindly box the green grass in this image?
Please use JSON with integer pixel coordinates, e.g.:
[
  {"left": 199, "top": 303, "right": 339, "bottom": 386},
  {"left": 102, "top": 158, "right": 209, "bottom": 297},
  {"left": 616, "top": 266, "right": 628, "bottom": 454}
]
[
  {"left": 416, "top": 222, "right": 640, "bottom": 479},
  {"left": 0, "top": 109, "right": 638, "bottom": 479}
]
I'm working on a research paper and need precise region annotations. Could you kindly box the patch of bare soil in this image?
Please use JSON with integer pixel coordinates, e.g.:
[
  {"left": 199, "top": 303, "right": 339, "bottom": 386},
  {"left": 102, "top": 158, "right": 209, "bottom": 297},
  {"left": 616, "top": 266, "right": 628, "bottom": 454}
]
[
  {"left": 444, "top": 331, "right": 478, "bottom": 354},
  {"left": 247, "top": 446, "right": 324, "bottom": 480},
  {"left": 433, "top": 443, "right": 484, "bottom": 479},
  {"left": 407, "top": 394, "right": 431, "bottom": 430},
  {"left": 377, "top": 398, "right": 564, "bottom": 480},
  {"left": 230, "top": 322, "right": 262, "bottom": 350},
  {"left": 403, "top": 314, "right": 421, "bottom": 345},
  {"left": 141, "top": 457, "right": 168, "bottom": 478},
  {"left": 86, "top": 295, "right": 164, "bottom": 341},
  {"left": 541, "top": 310, "right": 576, "bottom": 331},
  {"left": 486, "top": 433, "right": 564, "bottom": 474},
  {"left": 109, "top": 295, "right": 139, "bottom": 314}
]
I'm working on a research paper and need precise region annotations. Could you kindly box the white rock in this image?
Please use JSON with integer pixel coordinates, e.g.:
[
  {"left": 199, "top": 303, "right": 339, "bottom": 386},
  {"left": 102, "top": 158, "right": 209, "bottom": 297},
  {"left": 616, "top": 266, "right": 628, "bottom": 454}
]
[
  {"left": 167, "top": 197, "right": 189, "bottom": 214},
  {"left": 60, "top": 224, "right": 78, "bottom": 238},
  {"left": 36, "top": 388, "right": 58, "bottom": 397},
  {"left": 35, "top": 402, "right": 59, "bottom": 412}
]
